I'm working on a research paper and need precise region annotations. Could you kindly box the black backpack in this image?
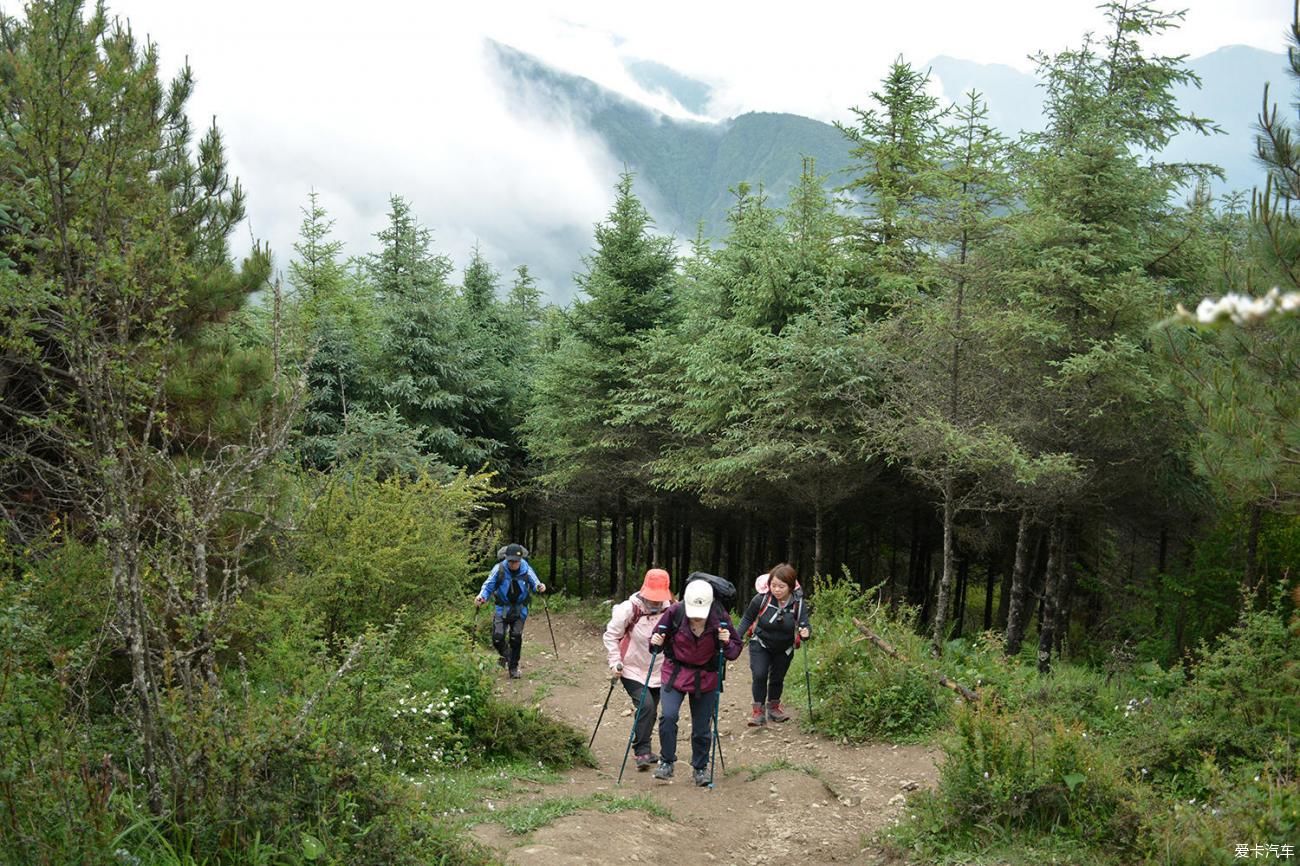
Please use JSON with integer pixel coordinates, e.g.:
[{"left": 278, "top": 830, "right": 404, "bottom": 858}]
[
  {"left": 495, "top": 564, "right": 530, "bottom": 607},
  {"left": 686, "top": 571, "right": 737, "bottom": 610},
  {"left": 665, "top": 572, "right": 738, "bottom": 633}
]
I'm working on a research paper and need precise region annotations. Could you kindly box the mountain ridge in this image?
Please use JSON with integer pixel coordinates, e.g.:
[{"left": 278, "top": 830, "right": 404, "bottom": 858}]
[{"left": 490, "top": 39, "right": 1288, "bottom": 250}]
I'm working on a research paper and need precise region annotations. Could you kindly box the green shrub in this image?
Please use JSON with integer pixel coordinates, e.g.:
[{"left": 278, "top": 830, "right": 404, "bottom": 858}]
[
  {"left": 288, "top": 468, "right": 497, "bottom": 638},
  {"left": 798, "top": 577, "right": 945, "bottom": 741},
  {"left": 1137, "top": 756, "right": 1300, "bottom": 866},
  {"left": 1123, "top": 603, "right": 1299, "bottom": 797},
  {"left": 904, "top": 702, "right": 1141, "bottom": 857}
]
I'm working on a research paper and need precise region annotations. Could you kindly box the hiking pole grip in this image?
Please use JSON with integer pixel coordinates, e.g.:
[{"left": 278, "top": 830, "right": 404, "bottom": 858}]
[{"left": 617, "top": 650, "right": 657, "bottom": 785}]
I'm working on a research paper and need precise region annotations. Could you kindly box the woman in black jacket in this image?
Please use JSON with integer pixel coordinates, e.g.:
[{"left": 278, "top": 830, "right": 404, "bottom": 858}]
[{"left": 736, "top": 563, "right": 810, "bottom": 726}]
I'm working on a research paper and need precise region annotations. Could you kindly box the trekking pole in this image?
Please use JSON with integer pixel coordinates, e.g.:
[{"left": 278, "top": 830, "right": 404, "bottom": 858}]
[
  {"left": 471, "top": 603, "right": 480, "bottom": 647},
  {"left": 713, "top": 657, "right": 727, "bottom": 773},
  {"left": 618, "top": 651, "right": 657, "bottom": 785},
  {"left": 541, "top": 592, "right": 560, "bottom": 658},
  {"left": 802, "top": 639, "right": 814, "bottom": 726},
  {"left": 708, "top": 643, "right": 725, "bottom": 788},
  {"left": 589, "top": 663, "right": 622, "bottom": 749}
]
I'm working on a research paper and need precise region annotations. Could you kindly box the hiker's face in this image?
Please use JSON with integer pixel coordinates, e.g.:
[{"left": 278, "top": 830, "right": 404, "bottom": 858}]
[
  {"left": 687, "top": 616, "right": 706, "bottom": 628},
  {"left": 507, "top": 560, "right": 521, "bottom": 571},
  {"left": 770, "top": 577, "right": 791, "bottom": 600}
]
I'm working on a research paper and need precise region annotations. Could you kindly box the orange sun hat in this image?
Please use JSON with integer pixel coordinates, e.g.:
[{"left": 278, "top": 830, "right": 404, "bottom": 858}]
[{"left": 640, "top": 568, "right": 672, "bottom": 602}]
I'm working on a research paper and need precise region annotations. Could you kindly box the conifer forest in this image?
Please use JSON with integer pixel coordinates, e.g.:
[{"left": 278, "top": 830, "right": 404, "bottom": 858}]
[{"left": 0, "top": 1, "right": 1296, "bottom": 864}]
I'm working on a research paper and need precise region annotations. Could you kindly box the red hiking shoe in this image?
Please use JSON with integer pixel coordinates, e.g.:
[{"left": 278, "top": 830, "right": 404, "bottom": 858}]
[
  {"left": 767, "top": 700, "right": 790, "bottom": 722},
  {"left": 748, "top": 703, "right": 767, "bottom": 726}
]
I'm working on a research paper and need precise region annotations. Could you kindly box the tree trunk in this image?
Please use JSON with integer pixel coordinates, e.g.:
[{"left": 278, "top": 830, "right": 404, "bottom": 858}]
[
  {"left": 889, "top": 517, "right": 900, "bottom": 608},
  {"left": 1244, "top": 501, "right": 1264, "bottom": 596},
  {"left": 617, "top": 506, "right": 628, "bottom": 598},
  {"left": 631, "top": 510, "right": 642, "bottom": 583},
  {"left": 983, "top": 552, "right": 997, "bottom": 632},
  {"left": 609, "top": 514, "right": 619, "bottom": 597},
  {"left": 576, "top": 518, "right": 586, "bottom": 598},
  {"left": 995, "top": 557, "right": 1013, "bottom": 631},
  {"left": 1037, "top": 519, "right": 1065, "bottom": 674},
  {"left": 908, "top": 507, "right": 925, "bottom": 606},
  {"left": 740, "top": 515, "right": 753, "bottom": 595},
  {"left": 595, "top": 513, "right": 604, "bottom": 595},
  {"left": 787, "top": 513, "right": 798, "bottom": 574},
  {"left": 549, "top": 521, "right": 558, "bottom": 589},
  {"left": 952, "top": 557, "right": 970, "bottom": 640},
  {"left": 1054, "top": 546, "right": 1075, "bottom": 658},
  {"left": 711, "top": 522, "right": 723, "bottom": 576},
  {"left": 931, "top": 484, "right": 957, "bottom": 654},
  {"left": 1004, "top": 511, "right": 1034, "bottom": 656},
  {"left": 681, "top": 521, "right": 692, "bottom": 583},
  {"left": 111, "top": 540, "right": 165, "bottom": 814},
  {"left": 814, "top": 504, "right": 825, "bottom": 578},
  {"left": 651, "top": 504, "right": 661, "bottom": 569}
]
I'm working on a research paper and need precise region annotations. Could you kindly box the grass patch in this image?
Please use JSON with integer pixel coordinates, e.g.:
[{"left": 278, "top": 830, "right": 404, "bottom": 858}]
[
  {"left": 419, "top": 760, "right": 566, "bottom": 816},
  {"left": 735, "top": 758, "right": 823, "bottom": 783},
  {"left": 544, "top": 593, "right": 619, "bottom": 631},
  {"left": 489, "top": 792, "right": 672, "bottom": 835}
]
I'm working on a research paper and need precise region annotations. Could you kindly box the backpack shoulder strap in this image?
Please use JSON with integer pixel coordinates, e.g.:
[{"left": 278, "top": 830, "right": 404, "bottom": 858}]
[{"left": 746, "top": 592, "right": 773, "bottom": 638}]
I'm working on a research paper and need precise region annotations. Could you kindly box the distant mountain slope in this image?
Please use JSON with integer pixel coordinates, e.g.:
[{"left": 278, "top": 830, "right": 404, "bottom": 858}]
[
  {"left": 929, "top": 45, "right": 1289, "bottom": 196},
  {"left": 489, "top": 39, "right": 1287, "bottom": 268},
  {"left": 489, "top": 41, "right": 853, "bottom": 239}
]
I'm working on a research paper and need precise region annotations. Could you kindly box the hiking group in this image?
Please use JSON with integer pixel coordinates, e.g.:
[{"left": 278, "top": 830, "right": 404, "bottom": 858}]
[
  {"left": 602, "top": 563, "right": 812, "bottom": 787},
  {"left": 474, "top": 543, "right": 814, "bottom": 787}
]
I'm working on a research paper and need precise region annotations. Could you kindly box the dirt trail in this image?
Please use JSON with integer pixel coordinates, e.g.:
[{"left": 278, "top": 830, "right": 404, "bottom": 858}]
[{"left": 470, "top": 611, "right": 940, "bottom": 865}]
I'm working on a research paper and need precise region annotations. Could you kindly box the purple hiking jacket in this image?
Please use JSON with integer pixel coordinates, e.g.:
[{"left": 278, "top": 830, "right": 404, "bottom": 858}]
[{"left": 649, "top": 602, "right": 743, "bottom": 694}]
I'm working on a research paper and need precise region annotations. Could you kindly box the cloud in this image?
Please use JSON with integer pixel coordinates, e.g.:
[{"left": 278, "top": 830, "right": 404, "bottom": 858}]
[
  {"left": 103, "top": 0, "right": 1289, "bottom": 301},
  {"left": 114, "top": 0, "right": 628, "bottom": 301}
]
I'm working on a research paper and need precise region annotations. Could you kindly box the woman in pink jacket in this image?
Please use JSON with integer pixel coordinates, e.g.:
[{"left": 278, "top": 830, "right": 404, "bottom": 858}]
[{"left": 602, "top": 568, "right": 673, "bottom": 771}]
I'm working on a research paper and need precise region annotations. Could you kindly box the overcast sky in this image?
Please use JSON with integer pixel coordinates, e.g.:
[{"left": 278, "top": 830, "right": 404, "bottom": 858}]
[{"left": 74, "top": 0, "right": 1295, "bottom": 300}]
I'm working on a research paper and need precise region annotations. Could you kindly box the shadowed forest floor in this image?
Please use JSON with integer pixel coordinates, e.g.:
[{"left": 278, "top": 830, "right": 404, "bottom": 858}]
[{"left": 467, "top": 611, "right": 941, "bottom": 865}]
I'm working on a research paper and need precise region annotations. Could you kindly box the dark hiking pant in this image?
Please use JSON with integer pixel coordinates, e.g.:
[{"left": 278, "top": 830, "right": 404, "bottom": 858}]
[
  {"left": 749, "top": 641, "right": 794, "bottom": 705},
  {"left": 620, "top": 677, "right": 661, "bottom": 757},
  {"left": 658, "top": 684, "right": 718, "bottom": 770},
  {"left": 492, "top": 612, "right": 525, "bottom": 669}
]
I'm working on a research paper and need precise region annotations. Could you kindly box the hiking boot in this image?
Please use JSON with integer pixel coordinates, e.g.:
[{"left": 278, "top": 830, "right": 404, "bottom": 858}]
[
  {"left": 766, "top": 700, "right": 790, "bottom": 722},
  {"left": 652, "top": 761, "right": 674, "bottom": 781},
  {"left": 747, "top": 703, "right": 767, "bottom": 726},
  {"left": 693, "top": 767, "right": 710, "bottom": 787},
  {"left": 508, "top": 667, "right": 521, "bottom": 679},
  {"left": 634, "top": 753, "right": 659, "bottom": 771}
]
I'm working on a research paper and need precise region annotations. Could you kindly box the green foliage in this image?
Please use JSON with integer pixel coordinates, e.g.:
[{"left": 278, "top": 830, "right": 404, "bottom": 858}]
[
  {"left": 1124, "top": 603, "right": 1300, "bottom": 794},
  {"left": 287, "top": 468, "right": 496, "bottom": 637},
  {"left": 930, "top": 704, "right": 1140, "bottom": 847},
  {"left": 798, "top": 578, "right": 945, "bottom": 741},
  {"left": 527, "top": 172, "right": 677, "bottom": 503},
  {"left": 370, "top": 196, "right": 502, "bottom": 469}
]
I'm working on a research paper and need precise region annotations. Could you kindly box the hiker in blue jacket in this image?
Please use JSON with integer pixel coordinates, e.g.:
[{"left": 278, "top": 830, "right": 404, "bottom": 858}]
[{"left": 475, "top": 543, "right": 546, "bottom": 678}]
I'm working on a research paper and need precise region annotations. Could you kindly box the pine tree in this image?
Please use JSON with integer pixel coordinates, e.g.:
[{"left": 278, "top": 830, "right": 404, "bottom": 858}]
[
  {"left": 866, "top": 91, "right": 1040, "bottom": 651},
  {"left": 527, "top": 172, "right": 677, "bottom": 595},
  {"left": 371, "top": 196, "right": 498, "bottom": 468},
  {"left": 0, "top": 0, "right": 292, "bottom": 811},
  {"left": 837, "top": 58, "right": 949, "bottom": 301},
  {"left": 992, "top": 1, "right": 1214, "bottom": 670},
  {"left": 461, "top": 242, "right": 500, "bottom": 322}
]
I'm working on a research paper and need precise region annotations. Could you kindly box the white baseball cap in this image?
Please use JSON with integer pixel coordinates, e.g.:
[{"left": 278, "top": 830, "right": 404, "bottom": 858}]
[{"left": 683, "top": 580, "right": 713, "bottom": 618}]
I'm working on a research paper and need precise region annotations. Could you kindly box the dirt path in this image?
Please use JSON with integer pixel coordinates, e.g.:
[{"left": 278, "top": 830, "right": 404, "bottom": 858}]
[{"left": 470, "top": 611, "right": 940, "bottom": 865}]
